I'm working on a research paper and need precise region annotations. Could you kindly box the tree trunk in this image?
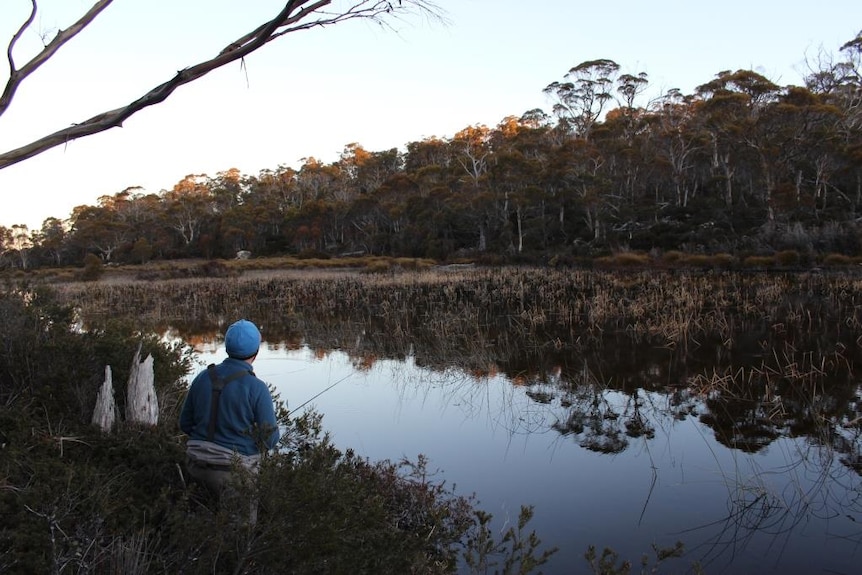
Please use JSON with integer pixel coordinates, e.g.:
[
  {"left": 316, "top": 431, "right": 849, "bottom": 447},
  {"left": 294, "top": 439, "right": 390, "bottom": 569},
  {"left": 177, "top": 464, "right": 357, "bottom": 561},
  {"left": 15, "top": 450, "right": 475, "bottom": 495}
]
[
  {"left": 126, "top": 343, "right": 158, "bottom": 426},
  {"left": 92, "top": 365, "right": 117, "bottom": 432}
]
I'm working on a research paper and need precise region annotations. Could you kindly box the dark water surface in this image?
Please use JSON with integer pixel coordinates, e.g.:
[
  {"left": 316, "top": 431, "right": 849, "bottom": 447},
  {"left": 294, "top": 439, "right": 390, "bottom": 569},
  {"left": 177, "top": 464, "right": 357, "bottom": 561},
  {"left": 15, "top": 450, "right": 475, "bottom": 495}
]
[{"left": 191, "top": 341, "right": 862, "bottom": 575}]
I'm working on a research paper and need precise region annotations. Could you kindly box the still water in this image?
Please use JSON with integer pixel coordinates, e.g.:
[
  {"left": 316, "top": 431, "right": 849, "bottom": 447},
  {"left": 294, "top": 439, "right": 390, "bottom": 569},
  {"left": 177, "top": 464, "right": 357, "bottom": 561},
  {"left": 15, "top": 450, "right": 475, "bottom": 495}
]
[{"left": 192, "top": 341, "right": 861, "bottom": 575}]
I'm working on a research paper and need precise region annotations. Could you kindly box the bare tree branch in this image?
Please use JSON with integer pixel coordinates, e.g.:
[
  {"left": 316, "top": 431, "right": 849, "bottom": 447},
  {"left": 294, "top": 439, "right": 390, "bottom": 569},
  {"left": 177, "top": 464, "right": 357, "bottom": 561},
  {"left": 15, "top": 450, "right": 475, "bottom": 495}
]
[
  {"left": 1, "top": 0, "right": 114, "bottom": 117},
  {"left": 0, "top": 0, "right": 444, "bottom": 170}
]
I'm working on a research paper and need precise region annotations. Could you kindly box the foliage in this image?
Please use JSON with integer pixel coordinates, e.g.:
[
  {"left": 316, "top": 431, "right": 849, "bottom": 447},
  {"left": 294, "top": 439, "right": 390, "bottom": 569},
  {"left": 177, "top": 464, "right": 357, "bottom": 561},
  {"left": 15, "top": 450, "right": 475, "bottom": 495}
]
[
  {"left": 584, "top": 542, "right": 699, "bottom": 575},
  {"left": 3, "top": 29, "right": 862, "bottom": 268},
  {"left": 0, "top": 283, "right": 191, "bottom": 427},
  {"left": 80, "top": 253, "right": 104, "bottom": 281},
  {"left": 462, "top": 506, "right": 558, "bottom": 575}
]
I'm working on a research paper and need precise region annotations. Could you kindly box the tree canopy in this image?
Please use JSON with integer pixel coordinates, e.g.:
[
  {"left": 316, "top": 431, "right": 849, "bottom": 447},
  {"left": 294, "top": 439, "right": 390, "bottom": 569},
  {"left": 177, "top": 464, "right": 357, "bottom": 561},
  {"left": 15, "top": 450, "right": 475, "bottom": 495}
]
[{"left": 1, "top": 5, "right": 860, "bottom": 269}]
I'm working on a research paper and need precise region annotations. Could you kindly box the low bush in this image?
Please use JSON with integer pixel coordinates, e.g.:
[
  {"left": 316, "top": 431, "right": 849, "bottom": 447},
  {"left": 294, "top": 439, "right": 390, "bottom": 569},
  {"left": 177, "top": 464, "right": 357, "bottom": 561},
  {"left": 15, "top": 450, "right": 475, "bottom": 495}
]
[
  {"left": 822, "top": 253, "right": 852, "bottom": 266},
  {"left": 80, "top": 253, "right": 104, "bottom": 281},
  {"left": 742, "top": 255, "right": 775, "bottom": 268},
  {"left": 774, "top": 250, "right": 800, "bottom": 267}
]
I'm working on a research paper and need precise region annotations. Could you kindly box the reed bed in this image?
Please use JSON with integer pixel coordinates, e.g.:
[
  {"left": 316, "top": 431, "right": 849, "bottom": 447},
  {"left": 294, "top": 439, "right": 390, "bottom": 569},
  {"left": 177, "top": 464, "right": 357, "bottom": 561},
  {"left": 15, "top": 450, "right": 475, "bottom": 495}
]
[
  {"left": 49, "top": 266, "right": 862, "bottom": 388},
  {"left": 53, "top": 267, "right": 862, "bottom": 348}
]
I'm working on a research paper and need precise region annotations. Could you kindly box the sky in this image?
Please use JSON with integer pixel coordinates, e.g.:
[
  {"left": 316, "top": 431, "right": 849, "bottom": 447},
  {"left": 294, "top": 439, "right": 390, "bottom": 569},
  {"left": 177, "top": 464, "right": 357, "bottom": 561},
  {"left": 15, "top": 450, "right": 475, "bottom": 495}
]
[{"left": 1, "top": 0, "right": 860, "bottom": 230}]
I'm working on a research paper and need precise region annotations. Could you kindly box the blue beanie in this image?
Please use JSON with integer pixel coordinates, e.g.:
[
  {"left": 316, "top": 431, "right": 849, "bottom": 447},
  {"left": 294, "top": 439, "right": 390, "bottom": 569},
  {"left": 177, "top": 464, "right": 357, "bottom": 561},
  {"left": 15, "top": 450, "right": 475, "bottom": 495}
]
[{"left": 224, "top": 319, "right": 261, "bottom": 359}]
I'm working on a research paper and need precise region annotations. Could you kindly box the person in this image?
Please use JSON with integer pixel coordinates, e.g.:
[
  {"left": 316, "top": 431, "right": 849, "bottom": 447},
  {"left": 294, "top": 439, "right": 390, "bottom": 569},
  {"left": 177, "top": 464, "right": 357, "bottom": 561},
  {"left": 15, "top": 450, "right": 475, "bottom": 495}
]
[{"left": 179, "top": 319, "right": 279, "bottom": 520}]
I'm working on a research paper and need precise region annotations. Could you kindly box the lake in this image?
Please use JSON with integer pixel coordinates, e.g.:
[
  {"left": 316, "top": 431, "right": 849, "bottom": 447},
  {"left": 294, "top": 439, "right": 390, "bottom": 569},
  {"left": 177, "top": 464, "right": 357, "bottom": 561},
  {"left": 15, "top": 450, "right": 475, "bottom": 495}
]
[
  {"left": 67, "top": 267, "right": 862, "bottom": 574},
  {"left": 191, "top": 339, "right": 862, "bottom": 575}
]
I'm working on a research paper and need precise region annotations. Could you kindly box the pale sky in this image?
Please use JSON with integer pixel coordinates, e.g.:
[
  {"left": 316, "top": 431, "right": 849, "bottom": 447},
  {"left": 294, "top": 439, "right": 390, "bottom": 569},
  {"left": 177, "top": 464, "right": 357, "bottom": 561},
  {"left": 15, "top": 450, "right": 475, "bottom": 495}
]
[{"left": 1, "top": 0, "right": 860, "bottom": 230}]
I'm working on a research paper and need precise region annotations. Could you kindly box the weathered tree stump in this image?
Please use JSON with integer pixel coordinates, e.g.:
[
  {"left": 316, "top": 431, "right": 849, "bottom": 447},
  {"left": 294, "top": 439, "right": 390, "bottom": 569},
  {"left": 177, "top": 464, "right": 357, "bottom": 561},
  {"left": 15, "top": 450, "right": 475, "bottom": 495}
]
[
  {"left": 125, "top": 343, "right": 158, "bottom": 426},
  {"left": 92, "top": 365, "right": 117, "bottom": 432}
]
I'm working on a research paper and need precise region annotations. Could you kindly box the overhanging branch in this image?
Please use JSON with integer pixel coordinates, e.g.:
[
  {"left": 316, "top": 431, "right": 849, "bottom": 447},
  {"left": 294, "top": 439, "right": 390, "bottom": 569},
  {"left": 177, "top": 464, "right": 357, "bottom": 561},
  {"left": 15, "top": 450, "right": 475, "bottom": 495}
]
[{"left": 0, "top": 0, "right": 444, "bottom": 171}]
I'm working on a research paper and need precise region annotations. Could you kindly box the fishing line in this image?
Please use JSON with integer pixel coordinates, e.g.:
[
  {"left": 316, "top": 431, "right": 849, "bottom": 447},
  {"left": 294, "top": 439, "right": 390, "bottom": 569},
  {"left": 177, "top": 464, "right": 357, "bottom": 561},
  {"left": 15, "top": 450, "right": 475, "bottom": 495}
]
[{"left": 292, "top": 373, "right": 353, "bottom": 413}]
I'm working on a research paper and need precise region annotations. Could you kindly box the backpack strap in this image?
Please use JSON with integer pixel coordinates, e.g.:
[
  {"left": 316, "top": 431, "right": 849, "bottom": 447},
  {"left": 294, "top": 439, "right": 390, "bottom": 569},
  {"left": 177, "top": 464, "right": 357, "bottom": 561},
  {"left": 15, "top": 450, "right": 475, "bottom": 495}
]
[{"left": 206, "top": 363, "right": 253, "bottom": 441}]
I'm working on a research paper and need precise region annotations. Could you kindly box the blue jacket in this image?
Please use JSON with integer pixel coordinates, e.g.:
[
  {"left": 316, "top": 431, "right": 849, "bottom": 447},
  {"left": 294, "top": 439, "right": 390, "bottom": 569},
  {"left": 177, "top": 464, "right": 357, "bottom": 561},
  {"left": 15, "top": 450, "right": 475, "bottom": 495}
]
[{"left": 179, "top": 358, "right": 280, "bottom": 455}]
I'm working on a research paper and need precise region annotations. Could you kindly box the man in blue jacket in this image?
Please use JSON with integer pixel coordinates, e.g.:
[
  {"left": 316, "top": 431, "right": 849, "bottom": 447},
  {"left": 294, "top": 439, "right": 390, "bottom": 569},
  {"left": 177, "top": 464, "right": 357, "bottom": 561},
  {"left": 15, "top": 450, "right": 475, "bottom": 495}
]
[{"left": 180, "top": 319, "right": 279, "bottom": 520}]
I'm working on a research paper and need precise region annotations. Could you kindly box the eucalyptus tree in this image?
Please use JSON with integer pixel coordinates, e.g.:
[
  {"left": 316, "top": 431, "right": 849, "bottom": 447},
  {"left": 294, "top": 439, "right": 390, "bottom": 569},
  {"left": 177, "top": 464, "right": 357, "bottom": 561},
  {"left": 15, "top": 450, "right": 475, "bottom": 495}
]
[
  {"left": 32, "top": 217, "right": 68, "bottom": 266},
  {"left": 650, "top": 89, "right": 705, "bottom": 208},
  {"left": 67, "top": 204, "right": 130, "bottom": 262},
  {"left": 0, "top": 0, "right": 444, "bottom": 170},
  {"left": 775, "top": 87, "right": 845, "bottom": 219},
  {"left": 503, "top": 110, "right": 578, "bottom": 246},
  {"left": 288, "top": 156, "right": 354, "bottom": 251},
  {"left": 244, "top": 166, "right": 301, "bottom": 247},
  {"left": 0, "top": 226, "right": 12, "bottom": 269},
  {"left": 338, "top": 143, "right": 402, "bottom": 195},
  {"left": 6, "top": 224, "right": 32, "bottom": 269},
  {"left": 404, "top": 136, "right": 452, "bottom": 173},
  {"left": 208, "top": 168, "right": 247, "bottom": 214},
  {"left": 806, "top": 32, "right": 862, "bottom": 205},
  {"left": 92, "top": 187, "right": 169, "bottom": 261},
  {"left": 402, "top": 137, "right": 454, "bottom": 214},
  {"left": 161, "top": 174, "right": 214, "bottom": 254},
  {"left": 401, "top": 136, "right": 465, "bottom": 256},
  {"left": 450, "top": 124, "right": 494, "bottom": 251},
  {"left": 543, "top": 59, "right": 621, "bottom": 141},
  {"left": 488, "top": 115, "right": 559, "bottom": 251},
  {"left": 598, "top": 72, "right": 652, "bottom": 209},
  {"left": 696, "top": 70, "right": 783, "bottom": 219}
]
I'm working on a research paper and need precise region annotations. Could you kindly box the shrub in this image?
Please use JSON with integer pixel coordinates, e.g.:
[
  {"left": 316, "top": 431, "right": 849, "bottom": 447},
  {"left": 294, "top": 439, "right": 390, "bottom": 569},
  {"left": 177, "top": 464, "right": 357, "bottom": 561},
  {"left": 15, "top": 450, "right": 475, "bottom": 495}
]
[
  {"left": 0, "top": 285, "right": 191, "bottom": 427},
  {"left": 80, "top": 253, "right": 104, "bottom": 281},
  {"left": 364, "top": 259, "right": 392, "bottom": 274},
  {"left": 0, "top": 285, "right": 556, "bottom": 574},
  {"left": 613, "top": 252, "right": 650, "bottom": 267},
  {"left": 742, "top": 255, "right": 775, "bottom": 268},
  {"left": 680, "top": 254, "right": 712, "bottom": 268},
  {"left": 297, "top": 248, "right": 331, "bottom": 260},
  {"left": 595, "top": 253, "right": 650, "bottom": 268},
  {"left": 822, "top": 253, "right": 852, "bottom": 266},
  {"left": 711, "top": 253, "right": 736, "bottom": 268},
  {"left": 662, "top": 250, "right": 684, "bottom": 264},
  {"left": 775, "top": 250, "right": 800, "bottom": 267}
]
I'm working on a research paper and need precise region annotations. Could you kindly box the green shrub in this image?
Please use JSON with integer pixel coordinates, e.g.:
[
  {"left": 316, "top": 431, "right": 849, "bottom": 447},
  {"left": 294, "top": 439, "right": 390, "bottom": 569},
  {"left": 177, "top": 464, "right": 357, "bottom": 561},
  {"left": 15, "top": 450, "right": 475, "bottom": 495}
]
[{"left": 0, "top": 285, "right": 191, "bottom": 429}]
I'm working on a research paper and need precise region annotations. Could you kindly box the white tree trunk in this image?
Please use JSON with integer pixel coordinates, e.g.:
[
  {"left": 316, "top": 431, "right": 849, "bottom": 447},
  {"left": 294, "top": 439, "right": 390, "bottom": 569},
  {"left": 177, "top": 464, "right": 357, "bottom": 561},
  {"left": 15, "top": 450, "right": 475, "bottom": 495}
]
[
  {"left": 92, "top": 365, "right": 117, "bottom": 432},
  {"left": 126, "top": 343, "right": 159, "bottom": 426}
]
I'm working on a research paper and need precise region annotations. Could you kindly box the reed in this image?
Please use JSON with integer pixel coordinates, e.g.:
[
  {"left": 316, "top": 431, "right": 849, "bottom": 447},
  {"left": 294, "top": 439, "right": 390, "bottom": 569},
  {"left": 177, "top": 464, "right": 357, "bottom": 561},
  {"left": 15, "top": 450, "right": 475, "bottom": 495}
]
[
  {"left": 53, "top": 267, "right": 862, "bottom": 349},
  {"left": 49, "top": 267, "right": 862, "bottom": 401}
]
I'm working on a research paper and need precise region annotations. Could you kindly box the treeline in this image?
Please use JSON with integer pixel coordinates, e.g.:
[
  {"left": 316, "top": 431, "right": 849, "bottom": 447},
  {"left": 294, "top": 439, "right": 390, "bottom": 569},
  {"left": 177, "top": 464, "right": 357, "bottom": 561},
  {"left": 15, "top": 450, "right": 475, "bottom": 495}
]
[{"left": 2, "top": 33, "right": 862, "bottom": 269}]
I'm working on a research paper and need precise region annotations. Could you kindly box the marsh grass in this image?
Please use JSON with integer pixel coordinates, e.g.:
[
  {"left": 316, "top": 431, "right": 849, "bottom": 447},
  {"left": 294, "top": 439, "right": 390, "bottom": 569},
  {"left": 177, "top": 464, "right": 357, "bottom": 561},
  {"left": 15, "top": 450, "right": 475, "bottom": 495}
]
[{"left": 55, "top": 267, "right": 862, "bottom": 352}]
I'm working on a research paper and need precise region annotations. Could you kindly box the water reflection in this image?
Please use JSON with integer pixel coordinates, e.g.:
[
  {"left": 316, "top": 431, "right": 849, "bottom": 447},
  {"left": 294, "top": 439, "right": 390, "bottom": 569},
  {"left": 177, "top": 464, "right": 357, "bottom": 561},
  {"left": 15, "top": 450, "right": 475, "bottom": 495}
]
[{"left": 185, "top": 336, "right": 862, "bottom": 575}]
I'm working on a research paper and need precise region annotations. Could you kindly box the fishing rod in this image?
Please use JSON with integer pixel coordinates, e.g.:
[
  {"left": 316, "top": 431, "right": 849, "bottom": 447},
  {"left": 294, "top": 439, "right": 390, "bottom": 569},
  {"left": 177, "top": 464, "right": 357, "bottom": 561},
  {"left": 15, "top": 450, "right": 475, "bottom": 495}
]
[{"left": 291, "top": 373, "right": 353, "bottom": 413}]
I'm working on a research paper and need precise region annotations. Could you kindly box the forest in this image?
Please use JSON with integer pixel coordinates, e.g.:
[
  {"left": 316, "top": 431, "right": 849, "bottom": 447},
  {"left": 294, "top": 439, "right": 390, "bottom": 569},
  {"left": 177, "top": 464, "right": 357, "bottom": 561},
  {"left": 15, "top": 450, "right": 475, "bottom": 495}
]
[{"left": 1, "top": 31, "right": 861, "bottom": 270}]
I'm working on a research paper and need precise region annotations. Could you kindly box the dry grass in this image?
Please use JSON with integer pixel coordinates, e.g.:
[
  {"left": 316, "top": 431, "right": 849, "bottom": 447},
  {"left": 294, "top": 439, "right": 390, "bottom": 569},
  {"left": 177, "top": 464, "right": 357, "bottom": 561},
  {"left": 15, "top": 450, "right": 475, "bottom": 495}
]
[{"left": 52, "top": 266, "right": 862, "bottom": 353}]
